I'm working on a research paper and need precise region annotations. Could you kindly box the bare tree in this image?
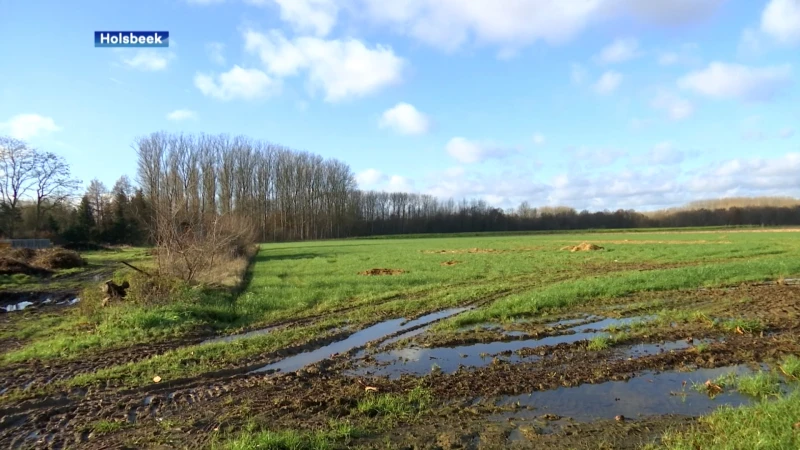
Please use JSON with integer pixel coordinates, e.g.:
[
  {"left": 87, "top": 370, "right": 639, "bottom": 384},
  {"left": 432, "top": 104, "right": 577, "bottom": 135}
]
[
  {"left": 33, "top": 152, "right": 81, "bottom": 237},
  {"left": 0, "top": 136, "right": 38, "bottom": 237}
]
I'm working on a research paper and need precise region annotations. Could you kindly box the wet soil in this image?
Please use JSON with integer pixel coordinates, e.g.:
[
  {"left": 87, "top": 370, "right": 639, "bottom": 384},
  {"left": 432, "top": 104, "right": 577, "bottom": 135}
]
[
  {"left": 0, "top": 282, "right": 798, "bottom": 449},
  {"left": 359, "top": 268, "right": 407, "bottom": 276}
]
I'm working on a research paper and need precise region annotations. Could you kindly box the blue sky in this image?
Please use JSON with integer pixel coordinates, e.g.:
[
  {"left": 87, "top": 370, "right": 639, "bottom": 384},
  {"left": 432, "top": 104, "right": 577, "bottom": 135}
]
[{"left": 1, "top": 0, "right": 798, "bottom": 211}]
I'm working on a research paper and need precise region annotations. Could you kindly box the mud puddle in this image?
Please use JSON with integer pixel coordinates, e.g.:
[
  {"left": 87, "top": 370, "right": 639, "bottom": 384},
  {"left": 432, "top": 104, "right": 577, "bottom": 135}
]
[
  {"left": 0, "top": 291, "right": 79, "bottom": 313},
  {"left": 623, "top": 339, "right": 717, "bottom": 359},
  {"left": 491, "top": 365, "right": 763, "bottom": 423},
  {"left": 251, "top": 307, "right": 471, "bottom": 374},
  {"left": 352, "top": 315, "right": 654, "bottom": 378},
  {"left": 2, "top": 302, "right": 34, "bottom": 312}
]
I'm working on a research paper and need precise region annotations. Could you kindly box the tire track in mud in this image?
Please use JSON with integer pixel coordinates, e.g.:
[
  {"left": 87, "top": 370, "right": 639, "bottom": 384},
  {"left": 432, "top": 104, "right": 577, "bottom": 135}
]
[
  {"left": 0, "top": 260, "right": 721, "bottom": 448},
  {"left": 0, "top": 281, "right": 548, "bottom": 448},
  {"left": 212, "top": 259, "right": 702, "bottom": 340},
  {"left": 0, "top": 335, "right": 212, "bottom": 397},
  {"left": 0, "top": 259, "right": 703, "bottom": 407}
]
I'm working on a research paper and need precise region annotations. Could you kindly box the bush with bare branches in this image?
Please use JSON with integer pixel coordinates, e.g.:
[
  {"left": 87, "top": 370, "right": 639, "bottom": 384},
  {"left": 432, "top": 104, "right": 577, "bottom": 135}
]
[{"left": 151, "top": 209, "right": 256, "bottom": 283}]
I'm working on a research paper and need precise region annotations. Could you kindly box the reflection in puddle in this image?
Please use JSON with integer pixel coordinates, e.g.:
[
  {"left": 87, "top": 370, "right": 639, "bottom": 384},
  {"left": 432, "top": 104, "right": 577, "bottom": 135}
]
[
  {"left": 2, "top": 301, "right": 34, "bottom": 312},
  {"left": 1, "top": 292, "right": 79, "bottom": 312},
  {"left": 352, "top": 315, "right": 654, "bottom": 378},
  {"left": 352, "top": 332, "right": 597, "bottom": 378},
  {"left": 623, "top": 339, "right": 717, "bottom": 359},
  {"left": 251, "top": 307, "right": 471, "bottom": 374},
  {"left": 491, "top": 365, "right": 759, "bottom": 422}
]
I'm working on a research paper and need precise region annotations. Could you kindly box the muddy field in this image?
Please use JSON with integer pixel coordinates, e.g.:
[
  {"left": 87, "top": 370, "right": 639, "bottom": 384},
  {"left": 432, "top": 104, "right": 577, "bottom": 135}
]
[{"left": 1, "top": 232, "right": 799, "bottom": 449}]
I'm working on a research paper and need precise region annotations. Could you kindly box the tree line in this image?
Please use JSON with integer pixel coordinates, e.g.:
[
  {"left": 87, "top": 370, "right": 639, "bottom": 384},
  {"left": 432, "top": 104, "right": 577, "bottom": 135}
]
[{"left": 2, "top": 132, "right": 800, "bottom": 245}]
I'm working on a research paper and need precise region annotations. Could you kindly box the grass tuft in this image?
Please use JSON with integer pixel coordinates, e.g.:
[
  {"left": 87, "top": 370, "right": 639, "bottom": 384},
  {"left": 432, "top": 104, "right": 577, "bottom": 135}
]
[
  {"left": 587, "top": 335, "right": 611, "bottom": 351},
  {"left": 780, "top": 355, "right": 800, "bottom": 380},
  {"left": 661, "top": 390, "right": 800, "bottom": 449},
  {"left": 356, "top": 386, "right": 432, "bottom": 420},
  {"left": 736, "top": 371, "right": 781, "bottom": 398},
  {"left": 718, "top": 318, "right": 764, "bottom": 333}
]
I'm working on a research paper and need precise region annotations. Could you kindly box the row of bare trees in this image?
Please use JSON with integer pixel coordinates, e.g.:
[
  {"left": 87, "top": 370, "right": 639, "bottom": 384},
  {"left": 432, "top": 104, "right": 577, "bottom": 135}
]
[
  {"left": 134, "top": 132, "right": 800, "bottom": 247},
  {"left": 0, "top": 136, "right": 80, "bottom": 238},
  {"left": 134, "top": 132, "right": 358, "bottom": 244}
]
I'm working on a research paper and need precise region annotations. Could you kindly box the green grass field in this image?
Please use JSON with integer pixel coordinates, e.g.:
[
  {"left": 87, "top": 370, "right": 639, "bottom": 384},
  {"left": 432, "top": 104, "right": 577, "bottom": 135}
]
[
  {"left": 2, "top": 228, "right": 800, "bottom": 448},
  {"left": 5, "top": 229, "right": 799, "bottom": 386}
]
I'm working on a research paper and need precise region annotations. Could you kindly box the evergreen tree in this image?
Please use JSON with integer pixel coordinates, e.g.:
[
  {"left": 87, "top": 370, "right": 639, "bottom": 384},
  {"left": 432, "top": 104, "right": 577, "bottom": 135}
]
[
  {"left": 109, "top": 189, "right": 130, "bottom": 244},
  {"left": 63, "top": 195, "right": 95, "bottom": 242}
]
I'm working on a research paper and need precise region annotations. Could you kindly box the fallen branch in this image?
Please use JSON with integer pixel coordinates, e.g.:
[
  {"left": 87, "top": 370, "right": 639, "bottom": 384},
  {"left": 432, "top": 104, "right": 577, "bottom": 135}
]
[{"left": 121, "top": 261, "right": 151, "bottom": 277}]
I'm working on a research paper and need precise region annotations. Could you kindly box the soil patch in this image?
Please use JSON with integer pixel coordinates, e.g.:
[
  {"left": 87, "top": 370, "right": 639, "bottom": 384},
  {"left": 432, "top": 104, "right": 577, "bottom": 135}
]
[
  {"left": 0, "top": 257, "right": 52, "bottom": 276},
  {"left": 30, "top": 248, "right": 87, "bottom": 270},
  {"left": 359, "top": 268, "right": 406, "bottom": 276},
  {"left": 424, "top": 248, "right": 500, "bottom": 254},
  {"left": 561, "top": 242, "right": 604, "bottom": 252},
  {"left": 441, "top": 260, "right": 461, "bottom": 266},
  {"left": 0, "top": 248, "right": 36, "bottom": 261}
]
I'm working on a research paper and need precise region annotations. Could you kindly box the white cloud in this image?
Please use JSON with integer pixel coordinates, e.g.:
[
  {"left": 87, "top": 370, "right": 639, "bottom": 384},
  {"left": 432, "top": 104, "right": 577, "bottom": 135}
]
[
  {"left": 378, "top": 102, "right": 430, "bottom": 135},
  {"left": 365, "top": 151, "right": 800, "bottom": 211},
  {"left": 243, "top": 29, "right": 404, "bottom": 102},
  {"left": 532, "top": 133, "right": 546, "bottom": 145},
  {"left": 247, "top": 0, "right": 339, "bottom": 37},
  {"left": 647, "top": 141, "right": 684, "bottom": 165},
  {"left": 570, "top": 63, "right": 588, "bottom": 85},
  {"left": 658, "top": 52, "right": 680, "bottom": 66},
  {"left": 355, "top": 169, "right": 414, "bottom": 192},
  {"left": 387, "top": 175, "right": 414, "bottom": 192},
  {"left": 356, "top": 168, "right": 387, "bottom": 187},
  {"left": 121, "top": 49, "right": 174, "bottom": 71},
  {"left": 166, "top": 109, "right": 198, "bottom": 121},
  {"left": 678, "top": 62, "right": 793, "bottom": 101},
  {"left": 780, "top": 127, "right": 796, "bottom": 138},
  {"left": 688, "top": 152, "right": 800, "bottom": 194},
  {"left": 0, "top": 114, "right": 61, "bottom": 140},
  {"left": 356, "top": 0, "right": 725, "bottom": 52},
  {"left": 194, "top": 65, "right": 280, "bottom": 101},
  {"left": 595, "top": 38, "right": 641, "bottom": 64},
  {"left": 445, "top": 137, "right": 514, "bottom": 164},
  {"left": 594, "top": 71, "right": 623, "bottom": 94},
  {"left": 206, "top": 42, "right": 226, "bottom": 65},
  {"left": 423, "top": 166, "right": 547, "bottom": 205},
  {"left": 761, "top": 0, "right": 800, "bottom": 45},
  {"left": 657, "top": 43, "right": 701, "bottom": 66},
  {"left": 651, "top": 90, "right": 694, "bottom": 120},
  {"left": 615, "top": 0, "right": 726, "bottom": 26}
]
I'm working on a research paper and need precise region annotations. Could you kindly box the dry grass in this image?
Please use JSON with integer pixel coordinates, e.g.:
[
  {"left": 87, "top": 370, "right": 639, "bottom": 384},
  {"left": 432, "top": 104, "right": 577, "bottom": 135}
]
[
  {"left": 196, "top": 245, "right": 259, "bottom": 288},
  {"left": 30, "top": 248, "right": 87, "bottom": 270}
]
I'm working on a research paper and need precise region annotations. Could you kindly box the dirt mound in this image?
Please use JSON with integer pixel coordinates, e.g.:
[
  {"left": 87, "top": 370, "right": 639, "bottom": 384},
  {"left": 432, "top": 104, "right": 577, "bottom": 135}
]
[
  {"left": 0, "top": 247, "right": 36, "bottom": 262},
  {"left": 0, "top": 257, "right": 53, "bottom": 276},
  {"left": 31, "top": 248, "right": 87, "bottom": 270},
  {"left": 562, "top": 242, "right": 604, "bottom": 252},
  {"left": 359, "top": 268, "right": 406, "bottom": 276},
  {"left": 424, "top": 248, "right": 500, "bottom": 255},
  {"left": 440, "top": 260, "right": 461, "bottom": 266}
]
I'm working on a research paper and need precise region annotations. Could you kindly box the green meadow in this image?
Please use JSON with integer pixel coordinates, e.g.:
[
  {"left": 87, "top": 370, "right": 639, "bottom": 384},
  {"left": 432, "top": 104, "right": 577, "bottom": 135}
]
[{"left": 3, "top": 229, "right": 799, "bottom": 388}]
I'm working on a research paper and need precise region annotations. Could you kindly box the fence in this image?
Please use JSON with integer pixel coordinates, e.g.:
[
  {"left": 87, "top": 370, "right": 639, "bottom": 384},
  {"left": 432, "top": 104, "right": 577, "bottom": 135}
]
[{"left": 0, "top": 239, "right": 52, "bottom": 250}]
